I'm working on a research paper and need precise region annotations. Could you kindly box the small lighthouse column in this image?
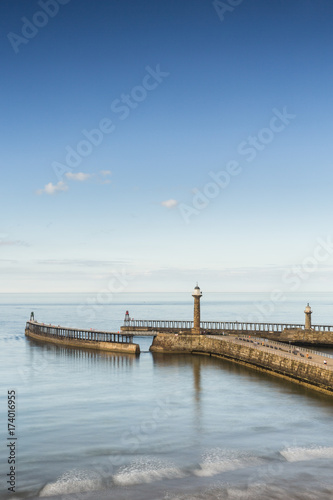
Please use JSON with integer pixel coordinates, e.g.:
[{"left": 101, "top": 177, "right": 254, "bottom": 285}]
[
  {"left": 304, "top": 303, "right": 312, "bottom": 330},
  {"left": 124, "top": 310, "right": 130, "bottom": 324},
  {"left": 192, "top": 284, "right": 202, "bottom": 334}
]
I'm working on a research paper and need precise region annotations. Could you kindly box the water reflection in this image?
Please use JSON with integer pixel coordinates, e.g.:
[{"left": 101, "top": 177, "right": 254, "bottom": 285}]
[
  {"left": 151, "top": 351, "right": 333, "bottom": 408},
  {"left": 192, "top": 355, "right": 201, "bottom": 401}
]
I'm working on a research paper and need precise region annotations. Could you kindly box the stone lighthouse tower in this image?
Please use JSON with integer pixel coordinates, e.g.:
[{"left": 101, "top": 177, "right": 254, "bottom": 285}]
[
  {"left": 192, "top": 284, "right": 202, "bottom": 334},
  {"left": 304, "top": 303, "right": 312, "bottom": 330}
]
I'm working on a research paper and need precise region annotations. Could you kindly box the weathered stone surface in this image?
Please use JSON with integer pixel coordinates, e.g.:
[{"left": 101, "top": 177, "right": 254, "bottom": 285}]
[
  {"left": 278, "top": 328, "right": 333, "bottom": 345},
  {"left": 150, "top": 334, "right": 333, "bottom": 395},
  {"left": 251, "top": 328, "right": 333, "bottom": 346},
  {"left": 192, "top": 297, "right": 201, "bottom": 334}
]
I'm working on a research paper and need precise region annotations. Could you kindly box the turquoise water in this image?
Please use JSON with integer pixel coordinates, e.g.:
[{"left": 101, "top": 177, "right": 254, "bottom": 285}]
[{"left": 1, "top": 293, "right": 333, "bottom": 499}]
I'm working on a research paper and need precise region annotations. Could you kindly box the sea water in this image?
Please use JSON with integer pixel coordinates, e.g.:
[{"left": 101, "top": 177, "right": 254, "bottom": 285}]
[{"left": 1, "top": 292, "right": 333, "bottom": 499}]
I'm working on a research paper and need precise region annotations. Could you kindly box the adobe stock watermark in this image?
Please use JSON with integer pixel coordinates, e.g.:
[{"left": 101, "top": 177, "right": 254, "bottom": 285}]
[
  {"left": 178, "top": 106, "right": 296, "bottom": 224},
  {"left": 213, "top": 0, "right": 244, "bottom": 22},
  {"left": 52, "top": 65, "right": 170, "bottom": 183},
  {"left": 76, "top": 267, "right": 134, "bottom": 323},
  {"left": 7, "top": 0, "right": 71, "bottom": 54},
  {"left": 245, "top": 235, "right": 333, "bottom": 324}
]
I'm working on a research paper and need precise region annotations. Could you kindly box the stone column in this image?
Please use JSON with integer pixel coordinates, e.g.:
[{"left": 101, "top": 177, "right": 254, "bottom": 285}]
[
  {"left": 192, "top": 284, "right": 202, "bottom": 334},
  {"left": 304, "top": 303, "right": 312, "bottom": 330}
]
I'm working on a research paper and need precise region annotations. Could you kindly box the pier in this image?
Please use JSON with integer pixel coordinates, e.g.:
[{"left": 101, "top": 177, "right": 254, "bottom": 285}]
[
  {"left": 24, "top": 287, "right": 333, "bottom": 394},
  {"left": 123, "top": 286, "right": 333, "bottom": 394},
  {"left": 25, "top": 317, "right": 140, "bottom": 354},
  {"left": 121, "top": 302, "right": 333, "bottom": 346}
]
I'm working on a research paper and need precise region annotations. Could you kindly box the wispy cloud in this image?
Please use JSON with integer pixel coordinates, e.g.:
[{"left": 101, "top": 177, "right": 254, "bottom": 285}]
[
  {"left": 98, "top": 170, "right": 112, "bottom": 185},
  {"left": 37, "top": 259, "right": 129, "bottom": 267},
  {"left": 36, "top": 181, "right": 68, "bottom": 195},
  {"left": 65, "top": 172, "right": 92, "bottom": 181},
  {"left": 0, "top": 240, "right": 29, "bottom": 247},
  {"left": 161, "top": 199, "right": 178, "bottom": 209}
]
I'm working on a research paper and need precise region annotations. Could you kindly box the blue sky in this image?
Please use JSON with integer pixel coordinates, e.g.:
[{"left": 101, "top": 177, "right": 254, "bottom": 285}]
[{"left": 1, "top": 0, "right": 333, "bottom": 293}]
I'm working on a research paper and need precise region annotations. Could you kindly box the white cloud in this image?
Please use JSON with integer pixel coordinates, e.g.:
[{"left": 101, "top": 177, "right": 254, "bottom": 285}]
[
  {"left": 100, "top": 170, "right": 111, "bottom": 176},
  {"left": 161, "top": 199, "right": 178, "bottom": 209},
  {"left": 65, "top": 172, "right": 91, "bottom": 181},
  {"left": 36, "top": 181, "right": 68, "bottom": 195}
]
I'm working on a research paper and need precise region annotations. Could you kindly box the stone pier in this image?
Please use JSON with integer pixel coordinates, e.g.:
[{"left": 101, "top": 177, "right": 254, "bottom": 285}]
[{"left": 150, "top": 333, "right": 333, "bottom": 395}]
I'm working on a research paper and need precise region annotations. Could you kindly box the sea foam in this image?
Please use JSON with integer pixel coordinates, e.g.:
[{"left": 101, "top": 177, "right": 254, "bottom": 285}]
[
  {"left": 194, "top": 448, "right": 264, "bottom": 477},
  {"left": 39, "top": 469, "right": 102, "bottom": 497},
  {"left": 280, "top": 445, "right": 333, "bottom": 463},
  {"left": 113, "top": 457, "right": 185, "bottom": 485}
]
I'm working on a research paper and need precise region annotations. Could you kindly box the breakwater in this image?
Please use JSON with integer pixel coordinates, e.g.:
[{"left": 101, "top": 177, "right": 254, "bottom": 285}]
[
  {"left": 150, "top": 333, "right": 333, "bottom": 395},
  {"left": 122, "top": 320, "right": 333, "bottom": 346},
  {"left": 123, "top": 325, "right": 333, "bottom": 346},
  {"left": 25, "top": 321, "right": 140, "bottom": 354}
]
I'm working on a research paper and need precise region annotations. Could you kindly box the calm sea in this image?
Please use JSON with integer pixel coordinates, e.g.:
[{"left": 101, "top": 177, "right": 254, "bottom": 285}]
[{"left": 1, "top": 292, "right": 333, "bottom": 500}]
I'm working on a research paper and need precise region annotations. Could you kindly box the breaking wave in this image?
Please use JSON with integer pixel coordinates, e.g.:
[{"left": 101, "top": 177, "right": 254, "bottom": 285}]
[
  {"left": 194, "top": 448, "right": 264, "bottom": 477},
  {"left": 39, "top": 469, "right": 102, "bottom": 497},
  {"left": 113, "top": 457, "right": 186, "bottom": 485}
]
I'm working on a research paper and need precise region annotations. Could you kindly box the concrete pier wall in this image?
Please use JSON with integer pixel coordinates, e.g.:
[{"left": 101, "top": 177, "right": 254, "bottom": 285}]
[
  {"left": 25, "top": 329, "right": 140, "bottom": 354},
  {"left": 150, "top": 334, "right": 333, "bottom": 395}
]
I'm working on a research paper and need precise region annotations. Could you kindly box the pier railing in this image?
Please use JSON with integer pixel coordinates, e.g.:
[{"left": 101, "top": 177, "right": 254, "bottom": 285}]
[
  {"left": 199, "top": 321, "right": 305, "bottom": 332},
  {"left": 123, "top": 319, "right": 194, "bottom": 329},
  {"left": 26, "top": 321, "right": 133, "bottom": 344},
  {"left": 123, "top": 319, "right": 333, "bottom": 333}
]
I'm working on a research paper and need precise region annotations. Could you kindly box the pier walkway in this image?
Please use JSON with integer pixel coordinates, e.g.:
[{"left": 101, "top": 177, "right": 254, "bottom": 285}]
[{"left": 207, "top": 335, "right": 333, "bottom": 370}]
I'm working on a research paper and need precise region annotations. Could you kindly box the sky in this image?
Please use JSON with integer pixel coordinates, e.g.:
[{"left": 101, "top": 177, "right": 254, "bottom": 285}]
[{"left": 1, "top": 0, "right": 333, "bottom": 293}]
